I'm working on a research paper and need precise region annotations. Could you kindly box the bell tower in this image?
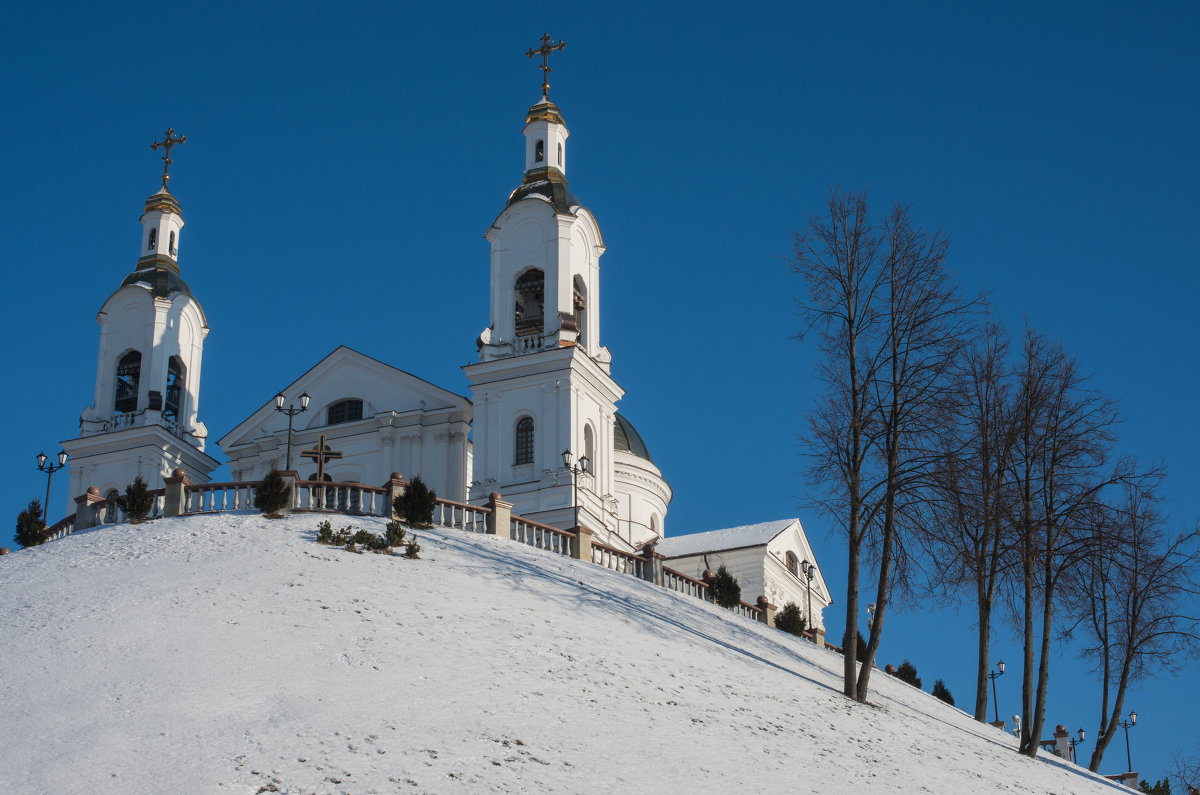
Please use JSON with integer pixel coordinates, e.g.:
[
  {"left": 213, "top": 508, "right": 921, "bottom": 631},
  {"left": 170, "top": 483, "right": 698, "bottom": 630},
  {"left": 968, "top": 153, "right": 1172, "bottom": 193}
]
[
  {"left": 465, "top": 37, "right": 623, "bottom": 540},
  {"left": 60, "top": 130, "right": 219, "bottom": 514}
]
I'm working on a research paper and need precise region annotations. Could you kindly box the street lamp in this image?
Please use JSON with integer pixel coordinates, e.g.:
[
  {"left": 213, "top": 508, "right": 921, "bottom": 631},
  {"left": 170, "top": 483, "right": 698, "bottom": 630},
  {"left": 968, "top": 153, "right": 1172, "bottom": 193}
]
[
  {"left": 1069, "top": 727, "right": 1086, "bottom": 764},
  {"left": 561, "top": 449, "right": 590, "bottom": 532},
  {"left": 36, "top": 450, "right": 68, "bottom": 520},
  {"left": 273, "top": 391, "right": 310, "bottom": 471},
  {"left": 799, "top": 559, "right": 817, "bottom": 642},
  {"left": 988, "top": 660, "right": 1006, "bottom": 723},
  {"left": 1117, "top": 711, "right": 1137, "bottom": 773}
]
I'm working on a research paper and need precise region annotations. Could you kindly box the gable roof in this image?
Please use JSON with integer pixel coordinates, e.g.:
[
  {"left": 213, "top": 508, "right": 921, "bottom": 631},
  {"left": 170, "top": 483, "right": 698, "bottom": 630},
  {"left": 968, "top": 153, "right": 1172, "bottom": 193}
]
[
  {"left": 217, "top": 345, "right": 469, "bottom": 449},
  {"left": 657, "top": 519, "right": 798, "bottom": 559}
]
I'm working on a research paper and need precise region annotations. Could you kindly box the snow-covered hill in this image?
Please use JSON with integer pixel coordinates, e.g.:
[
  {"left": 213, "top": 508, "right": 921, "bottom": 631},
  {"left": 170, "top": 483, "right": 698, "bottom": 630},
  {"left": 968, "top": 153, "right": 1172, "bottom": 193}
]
[{"left": 1, "top": 514, "right": 1122, "bottom": 794}]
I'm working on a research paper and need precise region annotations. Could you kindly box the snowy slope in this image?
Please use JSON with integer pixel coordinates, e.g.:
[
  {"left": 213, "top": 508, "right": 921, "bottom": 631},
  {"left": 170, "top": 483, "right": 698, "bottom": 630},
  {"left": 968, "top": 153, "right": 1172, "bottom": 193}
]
[{"left": 0, "top": 514, "right": 1123, "bottom": 794}]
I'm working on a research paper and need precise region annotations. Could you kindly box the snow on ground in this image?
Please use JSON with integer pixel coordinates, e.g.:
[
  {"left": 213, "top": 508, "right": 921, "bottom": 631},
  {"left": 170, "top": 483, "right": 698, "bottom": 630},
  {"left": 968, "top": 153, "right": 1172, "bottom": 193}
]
[{"left": 1, "top": 513, "right": 1127, "bottom": 794}]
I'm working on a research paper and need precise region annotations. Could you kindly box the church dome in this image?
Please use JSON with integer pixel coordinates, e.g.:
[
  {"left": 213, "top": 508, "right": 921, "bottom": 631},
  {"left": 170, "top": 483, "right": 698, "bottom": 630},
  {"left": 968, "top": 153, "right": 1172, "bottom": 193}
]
[
  {"left": 614, "top": 413, "right": 653, "bottom": 463},
  {"left": 120, "top": 267, "right": 192, "bottom": 298}
]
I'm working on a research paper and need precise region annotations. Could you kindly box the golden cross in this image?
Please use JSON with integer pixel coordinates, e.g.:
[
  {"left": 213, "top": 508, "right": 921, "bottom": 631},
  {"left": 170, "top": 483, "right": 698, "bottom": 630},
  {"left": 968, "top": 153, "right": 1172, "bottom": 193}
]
[
  {"left": 525, "top": 34, "right": 566, "bottom": 98},
  {"left": 300, "top": 433, "right": 343, "bottom": 484},
  {"left": 150, "top": 128, "right": 187, "bottom": 190}
]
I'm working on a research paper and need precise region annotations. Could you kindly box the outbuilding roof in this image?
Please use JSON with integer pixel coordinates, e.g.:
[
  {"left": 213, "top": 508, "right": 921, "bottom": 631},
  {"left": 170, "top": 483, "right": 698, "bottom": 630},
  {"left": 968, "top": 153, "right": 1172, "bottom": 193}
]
[{"left": 656, "top": 519, "right": 798, "bottom": 559}]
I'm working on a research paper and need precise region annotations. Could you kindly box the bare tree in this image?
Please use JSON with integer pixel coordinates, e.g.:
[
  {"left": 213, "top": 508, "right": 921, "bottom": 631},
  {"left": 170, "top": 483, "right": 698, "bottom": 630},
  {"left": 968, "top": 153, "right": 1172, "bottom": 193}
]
[
  {"left": 1173, "top": 744, "right": 1200, "bottom": 793},
  {"left": 796, "top": 190, "right": 975, "bottom": 702},
  {"left": 921, "top": 321, "right": 1018, "bottom": 721},
  {"left": 795, "top": 189, "right": 885, "bottom": 699},
  {"left": 1005, "top": 327, "right": 1149, "bottom": 757},
  {"left": 1064, "top": 486, "right": 1200, "bottom": 772}
]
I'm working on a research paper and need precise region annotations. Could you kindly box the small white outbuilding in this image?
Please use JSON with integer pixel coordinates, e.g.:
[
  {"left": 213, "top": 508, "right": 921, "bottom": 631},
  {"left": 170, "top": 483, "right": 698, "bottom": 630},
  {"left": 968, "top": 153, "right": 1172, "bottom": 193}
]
[{"left": 657, "top": 519, "right": 833, "bottom": 641}]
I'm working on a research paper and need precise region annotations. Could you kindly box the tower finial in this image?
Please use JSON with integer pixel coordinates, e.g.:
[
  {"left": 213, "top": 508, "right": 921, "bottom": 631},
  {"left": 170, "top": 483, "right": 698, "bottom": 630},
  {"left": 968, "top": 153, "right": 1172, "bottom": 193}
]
[
  {"left": 525, "top": 34, "right": 566, "bottom": 99},
  {"left": 150, "top": 128, "right": 187, "bottom": 191}
]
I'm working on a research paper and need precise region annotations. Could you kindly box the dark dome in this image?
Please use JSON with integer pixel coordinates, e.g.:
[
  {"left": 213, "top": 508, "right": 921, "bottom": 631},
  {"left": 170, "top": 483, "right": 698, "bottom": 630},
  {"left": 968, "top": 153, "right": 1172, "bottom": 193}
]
[
  {"left": 507, "top": 178, "right": 580, "bottom": 213},
  {"left": 120, "top": 267, "right": 192, "bottom": 298},
  {"left": 613, "top": 413, "right": 653, "bottom": 463}
]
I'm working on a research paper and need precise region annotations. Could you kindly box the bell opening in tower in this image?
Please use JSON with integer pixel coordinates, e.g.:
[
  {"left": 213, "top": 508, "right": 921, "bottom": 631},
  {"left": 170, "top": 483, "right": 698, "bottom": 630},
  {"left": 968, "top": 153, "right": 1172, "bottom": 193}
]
[
  {"left": 114, "top": 350, "right": 141, "bottom": 414},
  {"left": 514, "top": 269, "right": 545, "bottom": 337},
  {"left": 164, "top": 356, "right": 185, "bottom": 421}
]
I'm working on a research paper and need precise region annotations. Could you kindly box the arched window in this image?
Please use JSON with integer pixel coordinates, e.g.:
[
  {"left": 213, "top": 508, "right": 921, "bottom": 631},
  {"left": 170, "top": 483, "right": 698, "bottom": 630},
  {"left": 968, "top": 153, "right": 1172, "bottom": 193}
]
[
  {"left": 103, "top": 489, "right": 121, "bottom": 524},
  {"left": 514, "top": 269, "right": 545, "bottom": 337},
  {"left": 786, "top": 551, "right": 800, "bottom": 577},
  {"left": 169, "top": 231, "right": 177, "bottom": 257},
  {"left": 535, "top": 139, "right": 545, "bottom": 162},
  {"left": 164, "top": 356, "right": 185, "bottom": 421},
  {"left": 573, "top": 275, "right": 588, "bottom": 349},
  {"left": 583, "top": 423, "right": 595, "bottom": 467},
  {"left": 515, "top": 417, "right": 535, "bottom": 465},
  {"left": 148, "top": 229, "right": 157, "bottom": 250},
  {"left": 557, "top": 142, "right": 563, "bottom": 166},
  {"left": 115, "top": 351, "right": 141, "bottom": 414},
  {"left": 650, "top": 514, "right": 659, "bottom": 536},
  {"left": 327, "top": 399, "right": 363, "bottom": 425}
]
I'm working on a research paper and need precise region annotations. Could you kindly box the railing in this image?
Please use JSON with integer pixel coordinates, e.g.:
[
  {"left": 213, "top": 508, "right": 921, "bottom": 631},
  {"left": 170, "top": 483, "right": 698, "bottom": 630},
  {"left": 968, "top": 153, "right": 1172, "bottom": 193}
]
[
  {"left": 187, "top": 481, "right": 257, "bottom": 513},
  {"left": 734, "top": 601, "right": 765, "bottom": 622},
  {"left": 510, "top": 516, "right": 574, "bottom": 556},
  {"left": 433, "top": 498, "right": 490, "bottom": 533},
  {"left": 513, "top": 334, "right": 546, "bottom": 353},
  {"left": 44, "top": 514, "right": 76, "bottom": 542},
  {"left": 294, "top": 481, "right": 389, "bottom": 516},
  {"left": 591, "top": 541, "right": 645, "bottom": 579},
  {"left": 663, "top": 566, "right": 709, "bottom": 600}
]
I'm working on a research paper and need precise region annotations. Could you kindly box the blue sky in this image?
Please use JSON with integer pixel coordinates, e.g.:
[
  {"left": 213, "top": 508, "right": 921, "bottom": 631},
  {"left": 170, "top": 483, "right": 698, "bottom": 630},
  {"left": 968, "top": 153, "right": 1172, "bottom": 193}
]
[{"left": 2, "top": 0, "right": 1197, "bottom": 784}]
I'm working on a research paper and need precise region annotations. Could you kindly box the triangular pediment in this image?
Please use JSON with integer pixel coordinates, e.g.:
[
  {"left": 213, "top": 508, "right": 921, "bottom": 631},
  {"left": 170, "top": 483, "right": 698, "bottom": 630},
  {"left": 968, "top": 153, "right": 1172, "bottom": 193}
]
[{"left": 218, "top": 346, "right": 470, "bottom": 451}]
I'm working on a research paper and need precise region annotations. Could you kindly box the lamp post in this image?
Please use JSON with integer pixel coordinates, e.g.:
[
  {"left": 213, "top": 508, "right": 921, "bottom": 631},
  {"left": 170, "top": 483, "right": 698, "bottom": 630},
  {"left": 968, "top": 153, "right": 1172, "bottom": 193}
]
[
  {"left": 561, "top": 449, "right": 590, "bottom": 532},
  {"left": 273, "top": 391, "right": 310, "bottom": 471},
  {"left": 1068, "top": 728, "right": 1086, "bottom": 764},
  {"left": 36, "top": 450, "right": 68, "bottom": 520},
  {"left": 988, "top": 660, "right": 1006, "bottom": 723},
  {"left": 799, "top": 560, "right": 816, "bottom": 642},
  {"left": 1117, "top": 711, "right": 1137, "bottom": 773}
]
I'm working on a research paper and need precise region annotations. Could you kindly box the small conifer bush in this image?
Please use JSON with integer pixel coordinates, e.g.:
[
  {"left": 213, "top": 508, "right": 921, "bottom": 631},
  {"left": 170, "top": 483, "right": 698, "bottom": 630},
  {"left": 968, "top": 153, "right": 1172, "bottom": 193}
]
[
  {"left": 932, "top": 678, "right": 954, "bottom": 706},
  {"left": 393, "top": 476, "right": 437, "bottom": 528},
  {"left": 254, "top": 470, "right": 292, "bottom": 517},
  {"left": 315, "top": 520, "right": 353, "bottom": 545},
  {"left": 121, "top": 476, "right": 154, "bottom": 522},
  {"left": 352, "top": 529, "right": 376, "bottom": 547},
  {"left": 708, "top": 565, "right": 742, "bottom": 608},
  {"left": 405, "top": 534, "right": 421, "bottom": 559},
  {"left": 774, "top": 602, "right": 808, "bottom": 636},
  {"left": 14, "top": 498, "right": 47, "bottom": 548},
  {"left": 895, "top": 659, "right": 923, "bottom": 689},
  {"left": 385, "top": 520, "right": 406, "bottom": 546}
]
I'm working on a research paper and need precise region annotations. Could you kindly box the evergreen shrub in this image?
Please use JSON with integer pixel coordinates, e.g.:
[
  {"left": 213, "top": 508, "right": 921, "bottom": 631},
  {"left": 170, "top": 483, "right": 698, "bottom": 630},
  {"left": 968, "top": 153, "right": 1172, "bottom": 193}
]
[
  {"left": 895, "top": 659, "right": 923, "bottom": 689},
  {"left": 14, "top": 498, "right": 46, "bottom": 547},
  {"left": 254, "top": 470, "right": 292, "bottom": 516},
  {"left": 122, "top": 476, "right": 154, "bottom": 522},
  {"left": 385, "top": 520, "right": 406, "bottom": 546},
  {"left": 774, "top": 602, "right": 808, "bottom": 636},
  {"left": 393, "top": 476, "right": 436, "bottom": 528},
  {"left": 405, "top": 534, "right": 421, "bottom": 559},
  {"left": 932, "top": 679, "right": 954, "bottom": 705},
  {"left": 708, "top": 565, "right": 742, "bottom": 608}
]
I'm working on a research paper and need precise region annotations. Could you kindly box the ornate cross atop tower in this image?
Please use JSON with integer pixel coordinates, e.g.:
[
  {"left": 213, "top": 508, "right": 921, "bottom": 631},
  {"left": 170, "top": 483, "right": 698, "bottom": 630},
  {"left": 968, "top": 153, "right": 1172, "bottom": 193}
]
[
  {"left": 525, "top": 34, "right": 566, "bottom": 98},
  {"left": 150, "top": 128, "right": 187, "bottom": 190}
]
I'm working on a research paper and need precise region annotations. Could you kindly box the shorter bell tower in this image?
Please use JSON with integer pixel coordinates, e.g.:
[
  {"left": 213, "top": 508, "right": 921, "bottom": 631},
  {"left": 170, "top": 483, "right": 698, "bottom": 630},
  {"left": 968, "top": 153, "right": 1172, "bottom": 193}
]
[{"left": 60, "top": 130, "right": 219, "bottom": 514}]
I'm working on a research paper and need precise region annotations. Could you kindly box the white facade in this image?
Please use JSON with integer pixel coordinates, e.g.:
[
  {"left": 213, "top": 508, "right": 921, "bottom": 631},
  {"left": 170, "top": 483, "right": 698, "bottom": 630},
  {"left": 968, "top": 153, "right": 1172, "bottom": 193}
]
[
  {"left": 219, "top": 346, "right": 471, "bottom": 500},
  {"left": 658, "top": 519, "right": 833, "bottom": 634},
  {"left": 61, "top": 186, "right": 219, "bottom": 514},
  {"left": 464, "top": 95, "right": 671, "bottom": 550}
]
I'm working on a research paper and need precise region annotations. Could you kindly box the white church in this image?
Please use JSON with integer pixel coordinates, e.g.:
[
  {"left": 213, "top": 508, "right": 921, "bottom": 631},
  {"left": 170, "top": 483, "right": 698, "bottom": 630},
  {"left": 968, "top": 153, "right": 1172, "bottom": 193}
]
[{"left": 56, "top": 48, "right": 833, "bottom": 638}]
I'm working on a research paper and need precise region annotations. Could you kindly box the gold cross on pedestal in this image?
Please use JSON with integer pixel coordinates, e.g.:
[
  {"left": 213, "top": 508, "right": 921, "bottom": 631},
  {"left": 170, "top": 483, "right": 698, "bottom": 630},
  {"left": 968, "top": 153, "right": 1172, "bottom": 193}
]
[
  {"left": 300, "top": 433, "right": 343, "bottom": 484},
  {"left": 525, "top": 34, "right": 566, "bottom": 98},
  {"left": 150, "top": 128, "right": 187, "bottom": 190}
]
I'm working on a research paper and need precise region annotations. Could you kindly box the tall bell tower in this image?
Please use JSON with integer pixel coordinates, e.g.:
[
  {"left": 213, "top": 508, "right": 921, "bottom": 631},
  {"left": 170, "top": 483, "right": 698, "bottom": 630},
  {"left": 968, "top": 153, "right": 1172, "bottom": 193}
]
[
  {"left": 60, "top": 130, "right": 219, "bottom": 513},
  {"left": 465, "top": 37, "right": 623, "bottom": 538}
]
